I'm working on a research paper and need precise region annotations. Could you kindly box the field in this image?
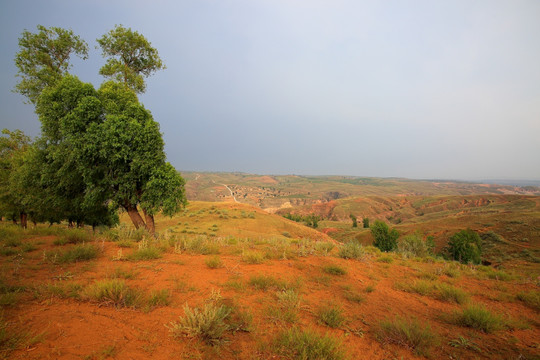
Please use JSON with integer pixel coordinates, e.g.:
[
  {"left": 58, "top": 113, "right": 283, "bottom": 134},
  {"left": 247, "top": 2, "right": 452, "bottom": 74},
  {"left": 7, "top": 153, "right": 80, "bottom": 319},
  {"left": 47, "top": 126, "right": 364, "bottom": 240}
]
[{"left": 1, "top": 198, "right": 539, "bottom": 359}]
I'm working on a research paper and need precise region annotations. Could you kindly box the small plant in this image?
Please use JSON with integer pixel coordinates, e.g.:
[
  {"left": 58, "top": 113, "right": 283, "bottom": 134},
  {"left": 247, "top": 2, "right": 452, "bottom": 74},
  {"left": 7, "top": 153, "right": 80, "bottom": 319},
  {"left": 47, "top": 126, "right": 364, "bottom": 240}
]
[
  {"left": 342, "top": 286, "right": 365, "bottom": 303},
  {"left": 338, "top": 241, "right": 364, "bottom": 259},
  {"left": 110, "top": 267, "right": 136, "bottom": 279},
  {"left": 274, "top": 327, "right": 345, "bottom": 360},
  {"left": 83, "top": 280, "right": 142, "bottom": 308},
  {"left": 168, "top": 303, "right": 231, "bottom": 344},
  {"left": 248, "top": 275, "right": 279, "bottom": 291},
  {"left": 516, "top": 290, "right": 540, "bottom": 311},
  {"left": 316, "top": 303, "right": 346, "bottom": 328},
  {"left": 277, "top": 289, "right": 300, "bottom": 310},
  {"left": 205, "top": 256, "right": 223, "bottom": 269},
  {"left": 44, "top": 244, "right": 99, "bottom": 264},
  {"left": 146, "top": 289, "right": 170, "bottom": 309},
  {"left": 449, "top": 304, "right": 506, "bottom": 333},
  {"left": 130, "top": 243, "right": 162, "bottom": 261},
  {"left": 448, "top": 335, "right": 481, "bottom": 352},
  {"left": 323, "top": 265, "right": 347, "bottom": 276},
  {"left": 242, "top": 250, "right": 265, "bottom": 264},
  {"left": 375, "top": 316, "right": 438, "bottom": 356},
  {"left": 377, "top": 255, "right": 394, "bottom": 263},
  {"left": 60, "top": 229, "right": 90, "bottom": 245},
  {"left": 435, "top": 283, "right": 469, "bottom": 304},
  {"left": 365, "top": 285, "right": 375, "bottom": 293}
]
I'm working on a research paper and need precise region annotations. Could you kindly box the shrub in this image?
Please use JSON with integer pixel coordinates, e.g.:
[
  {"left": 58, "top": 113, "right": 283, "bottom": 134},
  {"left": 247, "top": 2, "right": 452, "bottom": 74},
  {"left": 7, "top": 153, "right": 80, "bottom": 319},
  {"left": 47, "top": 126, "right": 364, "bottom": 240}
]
[
  {"left": 435, "top": 284, "right": 469, "bottom": 304},
  {"left": 130, "top": 245, "right": 162, "bottom": 261},
  {"left": 249, "top": 275, "right": 279, "bottom": 291},
  {"left": 205, "top": 256, "right": 223, "bottom": 269},
  {"left": 83, "top": 280, "right": 142, "bottom": 308},
  {"left": 275, "top": 327, "right": 345, "bottom": 360},
  {"left": 446, "top": 229, "right": 482, "bottom": 264},
  {"left": 363, "top": 218, "right": 369, "bottom": 228},
  {"left": 49, "top": 244, "right": 99, "bottom": 263},
  {"left": 371, "top": 221, "right": 399, "bottom": 252},
  {"left": 338, "top": 241, "right": 364, "bottom": 259},
  {"left": 375, "top": 316, "right": 438, "bottom": 356},
  {"left": 450, "top": 304, "right": 505, "bottom": 333},
  {"left": 168, "top": 303, "right": 231, "bottom": 344},
  {"left": 60, "top": 229, "right": 90, "bottom": 245},
  {"left": 323, "top": 265, "right": 347, "bottom": 276},
  {"left": 242, "top": 250, "right": 265, "bottom": 264},
  {"left": 377, "top": 255, "right": 394, "bottom": 263},
  {"left": 397, "top": 233, "right": 432, "bottom": 258},
  {"left": 516, "top": 291, "right": 540, "bottom": 311},
  {"left": 147, "top": 289, "right": 170, "bottom": 309},
  {"left": 316, "top": 303, "right": 346, "bottom": 328}
]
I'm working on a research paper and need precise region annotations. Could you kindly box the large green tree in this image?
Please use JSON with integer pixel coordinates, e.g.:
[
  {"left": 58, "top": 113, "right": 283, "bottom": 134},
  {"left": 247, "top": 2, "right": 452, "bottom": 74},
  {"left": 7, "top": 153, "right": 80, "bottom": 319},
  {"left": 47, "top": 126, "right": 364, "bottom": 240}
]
[
  {"left": 14, "top": 25, "right": 88, "bottom": 104},
  {"left": 97, "top": 25, "right": 165, "bottom": 93},
  {"left": 371, "top": 220, "right": 399, "bottom": 252}
]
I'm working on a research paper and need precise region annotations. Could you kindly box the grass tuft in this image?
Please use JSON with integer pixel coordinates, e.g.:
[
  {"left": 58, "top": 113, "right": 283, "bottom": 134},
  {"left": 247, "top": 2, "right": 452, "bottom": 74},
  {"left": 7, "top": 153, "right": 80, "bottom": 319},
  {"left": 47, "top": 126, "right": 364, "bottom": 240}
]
[
  {"left": 323, "top": 265, "right": 347, "bottom": 276},
  {"left": 83, "top": 280, "right": 142, "bottom": 308},
  {"left": 274, "top": 327, "right": 345, "bottom": 360},
  {"left": 338, "top": 241, "right": 364, "bottom": 259},
  {"left": 516, "top": 290, "right": 540, "bottom": 311},
  {"left": 168, "top": 303, "right": 231, "bottom": 344},
  {"left": 316, "top": 303, "right": 346, "bottom": 328},
  {"left": 375, "top": 316, "right": 438, "bottom": 356},
  {"left": 205, "top": 256, "right": 223, "bottom": 269},
  {"left": 449, "top": 304, "right": 506, "bottom": 333}
]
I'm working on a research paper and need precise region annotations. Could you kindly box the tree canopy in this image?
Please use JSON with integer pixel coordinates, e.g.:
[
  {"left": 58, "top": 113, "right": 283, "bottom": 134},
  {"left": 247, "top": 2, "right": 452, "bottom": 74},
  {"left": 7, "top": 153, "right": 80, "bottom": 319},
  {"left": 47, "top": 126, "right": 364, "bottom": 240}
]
[
  {"left": 97, "top": 25, "right": 165, "bottom": 93},
  {"left": 14, "top": 25, "right": 88, "bottom": 104}
]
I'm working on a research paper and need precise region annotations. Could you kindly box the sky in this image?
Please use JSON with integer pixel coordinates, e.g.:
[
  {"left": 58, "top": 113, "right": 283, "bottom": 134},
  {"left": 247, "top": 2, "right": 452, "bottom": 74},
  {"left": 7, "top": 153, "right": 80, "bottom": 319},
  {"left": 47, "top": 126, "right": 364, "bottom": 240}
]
[{"left": 1, "top": 0, "right": 539, "bottom": 180}]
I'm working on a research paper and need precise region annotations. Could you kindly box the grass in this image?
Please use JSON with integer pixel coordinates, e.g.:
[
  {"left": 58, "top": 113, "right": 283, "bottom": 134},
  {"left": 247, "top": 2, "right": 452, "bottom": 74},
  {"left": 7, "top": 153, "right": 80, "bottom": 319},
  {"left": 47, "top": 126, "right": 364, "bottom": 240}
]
[
  {"left": 274, "top": 327, "right": 345, "bottom": 360},
  {"left": 205, "top": 255, "right": 223, "bottom": 269},
  {"left": 129, "top": 247, "right": 162, "bottom": 260},
  {"left": 449, "top": 304, "right": 506, "bottom": 333},
  {"left": 269, "top": 289, "right": 301, "bottom": 323},
  {"left": 242, "top": 250, "right": 266, "bottom": 264},
  {"left": 338, "top": 241, "right": 364, "bottom": 259},
  {"left": 375, "top": 316, "right": 438, "bottom": 356},
  {"left": 435, "top": 283, "right": 469, "bottom": 304},
  {"left": 168, "top": 303, "right": 231, "bottom": 345},
  {"left": 516, "top": 290, "right": 540, "bottom": 311},
  {"left": 249, "top": 274, "right": 281, "bottom": 291},
  {"left": 342, "top": 286, "right": 365, "bottom": 303},
  {"left": 316, "top": 303, "right": 346, "bottom": 328},
  {"left": 109, "top": 267, "right": 137, "bottom": 280},
  {"left": 54, "top": 229, "right": 90, "bottom": 245},
  {"left": 83, "top": 279, "right": 142, "bottom": 308},
  {"left": 323, "top": 264, "right": 347, "bottom": 276},
  {"left": 377, "top": 255, "right": 394, "bottom": 263},
  {"left": 44, "top": 244, "right": 99, "bottom": 263},
  {"left": 146, "top": 289, "right": 170, "bottom": 310},
  {"left": 32, "top": 282, "right": 82, "bottom": 300}
]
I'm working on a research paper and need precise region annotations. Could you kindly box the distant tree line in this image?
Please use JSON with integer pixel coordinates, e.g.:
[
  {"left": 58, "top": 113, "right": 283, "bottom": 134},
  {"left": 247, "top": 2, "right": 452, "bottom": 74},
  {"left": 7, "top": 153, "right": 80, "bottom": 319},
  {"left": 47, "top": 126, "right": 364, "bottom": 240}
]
[
  {"left": 0, "top": 25, "right": 186, "bottom": 234},
  {"left": 283, "top": 213, "right": 321, "bottom": 228}
]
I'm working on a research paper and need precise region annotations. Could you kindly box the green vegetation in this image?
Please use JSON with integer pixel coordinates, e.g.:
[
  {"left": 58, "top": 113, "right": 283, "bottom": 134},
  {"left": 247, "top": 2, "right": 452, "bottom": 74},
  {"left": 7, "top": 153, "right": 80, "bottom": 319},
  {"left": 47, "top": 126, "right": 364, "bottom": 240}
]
[
  {"left": 449, "top": 304, "right": 506, "bottom": 333},
  {"left": 316, "top": 303, "right": 346, "bottom": 328},
  {"left": 168, "top": 303, "right": 231, "bottom": 344},
  {"left": 45, "top": 244, "right": 99, "bottom": 264},
  {"left": 323, "top": 264, "right": 347, "bottom": 276},
  {"left": 371, "top": 220, "right": 399, "bottom": 252},
  {"left": 375, "top": 316, "right": 438, "bottom": 356},
  {"left": 397, "top": 233, "right": 433, "bottom": 258},
  {"left": 516, "top": 291, "right": 540, "bottom": 311},
  {"left": 83, "top": 280, "right": 142, "bottom": 308},
  {"left": 274, "top": 327, "right": 345, "bottom": 360},
  {"left": 338, "top": 241, "right": 364, "bottom": 259},
  {"left": 446, "top": 229, "right": 482, "bottom": 264},
  {"left": 205, "top": 255, "right": 223, "bottom": 269}
]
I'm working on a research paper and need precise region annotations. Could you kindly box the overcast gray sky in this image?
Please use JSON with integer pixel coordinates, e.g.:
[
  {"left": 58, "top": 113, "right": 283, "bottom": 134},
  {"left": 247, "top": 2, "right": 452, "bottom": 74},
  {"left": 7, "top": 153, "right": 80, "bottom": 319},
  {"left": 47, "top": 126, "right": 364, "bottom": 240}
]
[{"left": 1, "top": 0, "right": 539, "bottom": 180}]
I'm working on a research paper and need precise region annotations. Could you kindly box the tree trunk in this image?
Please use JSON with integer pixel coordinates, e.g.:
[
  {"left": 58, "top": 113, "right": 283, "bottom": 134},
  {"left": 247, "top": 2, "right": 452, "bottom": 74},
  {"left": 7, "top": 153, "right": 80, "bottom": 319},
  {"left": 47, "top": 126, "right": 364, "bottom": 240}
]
[
  {"left": 12, "top": 218, "right": 17, "bottom": 225},
  {"left": 124, "top": 204, "right": 146, "bottom": 230},
  {"left": 142, "top": 208, "right": 155, "bottom": 235},
  {"left": 20, "top": 212, "right": 28, "bottom": 229}
]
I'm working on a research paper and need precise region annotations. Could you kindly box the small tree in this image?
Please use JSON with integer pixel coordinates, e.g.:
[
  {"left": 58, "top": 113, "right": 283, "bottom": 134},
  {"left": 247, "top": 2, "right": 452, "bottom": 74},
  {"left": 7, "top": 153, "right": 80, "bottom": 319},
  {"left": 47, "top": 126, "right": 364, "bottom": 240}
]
[
  {"left": 446, "top": 229, "right": 482, "bottom": 264},
  {"left": 397, "top": 233, "right": 431, "bottom": 258},
  {"left": 349, "top": 214, "right": 357, "bottom": 228},
  {"left": 371, "top": 220, "right": 399, "bottom": 252},
  {"left": 363, "top": 217, "right": 369, "bottom": 228}
]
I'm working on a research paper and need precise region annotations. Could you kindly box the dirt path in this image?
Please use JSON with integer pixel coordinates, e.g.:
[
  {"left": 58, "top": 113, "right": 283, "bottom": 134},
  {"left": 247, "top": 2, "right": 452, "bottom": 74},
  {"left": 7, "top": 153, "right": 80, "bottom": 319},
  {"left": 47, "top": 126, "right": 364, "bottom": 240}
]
[{"left": 213, "top": 180, "right": 239, "bottom": 203}]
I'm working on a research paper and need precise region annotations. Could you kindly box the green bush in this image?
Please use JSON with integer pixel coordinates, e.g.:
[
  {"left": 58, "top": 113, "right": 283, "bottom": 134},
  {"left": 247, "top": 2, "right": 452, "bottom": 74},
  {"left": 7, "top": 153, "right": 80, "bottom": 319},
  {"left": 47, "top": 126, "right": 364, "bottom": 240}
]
[
  {"left": 316, "top": 304, "right": 346, "bottom": 328},
  {"left": 205, "top": 256, "right": 223, "bottom": 269},
  {"left": 83, "top": 280, "right": 142, "bottom": 308},
  {"left": 450, "top": 304, "right": 505, "bottom": 333},
  {"left": 275, "top": 327, "right": 345, "bottom": 360},
  {"left": 371, "top": 221, "right": 399, "bottom": 252},
  {"left": 375, "top": 316, "right": 438, "bottom": 356},
  {"left": 446, "top": 229, "right": 482, "bottom": 264},
  {"left": 435, "top": 284, "right": 469, "bottom": 304},
  {"left": 169, "top": 303, "right": 231, "bottom": 344},
  {"left": 323, "top": 265, "right": 347, "bottom": 276},
  {"left": 338, "top": 241, "right": 364, "bottom": 259},
  {"left": 397, "top": 233, "right": 432, "bottom": 258}
]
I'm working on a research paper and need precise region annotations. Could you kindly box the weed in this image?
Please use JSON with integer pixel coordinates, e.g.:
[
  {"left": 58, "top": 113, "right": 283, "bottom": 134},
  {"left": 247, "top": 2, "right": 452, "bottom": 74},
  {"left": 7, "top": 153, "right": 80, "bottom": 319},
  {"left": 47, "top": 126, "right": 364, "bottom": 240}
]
[
  {"left": 58, "top": 229, "right": 91, "bottom": 245},
  {"left": 377, "top": 255, "right": 394, "bottom": 263},
  {"left": 44, "top": 244, "right": 99, "bottom": 264},
  {"left": 435, "top": 283, "right": 469, "bottom": 304},
  {"left": 146, "top": 289, "right": 170, "bottom": 309},
  {"left": 242, "top": 250, "right": 266, "bottom": 264},
  {"left": 338, "top": 241, "right": 364, "bottom": 259},
  {"left": 168, "top": 303, "right": 231, "bottom": 345},
  {"left": 249, "top": 275, "right": 280, "bottom": 291},
  {"left": 323, "top": 264, "right": 347, "bottom": 276},
  {"left": 274, "top": 327, "right": 345, "bottom": 360},
  {"left": 448, "top": 335, "right": 481, "bottom": 352},
  {"left": 315, "top": 241, "right": 335, "bottom": 255},
  {"left": 342, "top": 286, "right": 365, "bottom": 303},
  {"left": 130, "top": 247, "right": 162, "bottom": 261},
  {"left": 205, "top": 256, "right": 223, "bottom": 269},
  {"left": 110, "top": 267, "right": 137, "bottom": 280},
  {"left": 365, "top": 285, "right": 376, "bottom": 293},
  {"left": 449, "top": 304, "right": 506, "bottom": 333},
  {"left": 316, "top": 303, "right": 346, "bottom": 328},
  {"left": 116, "top": 239, "right": 134, "bottom": 248},
  {"left": 375, "top": 316, "right": 438, "bottom": 356},
  {"left": 83, "top": 280, "right": 142, "bottom": 308},
  {"left": 516, "top": 291, "right": 540, "bottom": 311}
]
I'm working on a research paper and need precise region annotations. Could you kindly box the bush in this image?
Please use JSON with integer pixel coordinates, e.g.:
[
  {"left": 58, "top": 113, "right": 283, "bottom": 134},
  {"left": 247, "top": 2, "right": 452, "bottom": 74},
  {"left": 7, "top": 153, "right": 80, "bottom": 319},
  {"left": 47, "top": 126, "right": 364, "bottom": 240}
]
[
  {"left": 275, "top": 327, "right": 345, "bottom": 360},
  {"left": 450, "top": 304, "right": 505, "bottom": 333},
  {"left": 83, "top": 280, "right": 142, "bottom": 308},
  {"left": 375, "top": 316, "right": 438, "bottom": 356},
  {"left": 397, "top": 233, "right": 432, "bottom": 258},
  {"left": 242, "top": 250, "right": 265, "bottom": 264},
  {"left": 169, "top": 303, "right": 231, "bottom": 344},
  {"left": 317, "top": 304, "right": 346, "bottom": 328},
  {"left": 516, "top": 291, "right": 540, "bottom": 311},
  {"left": 446, "top": 229, "right": 482, "bottom": 264},
  {"left": 130, "top": 247, "right": 162, "bottom": 260},
  {"left": 435, "top": 284, "right": 469, "bottom": 304},
  {"left": 338, "top": 241, "right": 364, "bottom": 259},
  {"left": 205, "top": 256, "right": 223, "bottom": 269},
  {"left": 371, "top": 221, "right": 399, "bottom": 252},
  {"left": 323, "top": 265, "right": 347, "bottom": 276},
  {"left": 363, "top": 218, "right": 369, "bottom": 228}
]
